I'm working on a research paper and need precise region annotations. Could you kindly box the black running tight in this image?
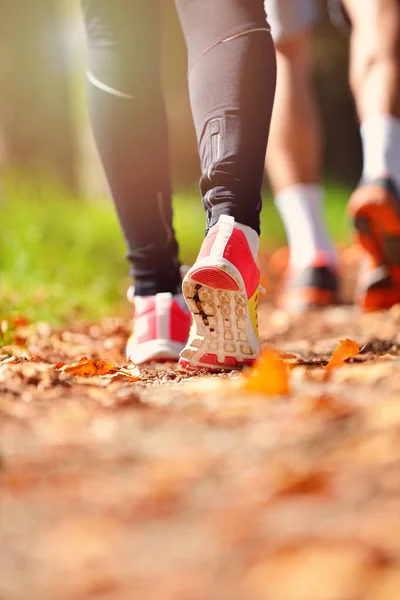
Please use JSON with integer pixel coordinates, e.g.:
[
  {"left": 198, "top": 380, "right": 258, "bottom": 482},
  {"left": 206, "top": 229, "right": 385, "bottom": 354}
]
[{"left": 82, "top": 0, "right": 276, "bottom": 295}]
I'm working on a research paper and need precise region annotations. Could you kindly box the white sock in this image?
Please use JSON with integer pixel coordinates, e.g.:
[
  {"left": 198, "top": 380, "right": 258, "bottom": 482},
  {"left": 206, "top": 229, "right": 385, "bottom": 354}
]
[
  {"left": 274, "top": 183, "right": 337, "bottom": 271},
  {"left": 361, "top": 114, "right": 400, "bottom": 191}
]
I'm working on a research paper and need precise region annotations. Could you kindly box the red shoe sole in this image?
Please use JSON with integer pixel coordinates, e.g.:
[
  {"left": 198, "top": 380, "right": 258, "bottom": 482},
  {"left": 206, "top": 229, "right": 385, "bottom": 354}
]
[
  {"left": 189, "top": 267, "right": 239, "bottom": 291},
  {"left": 179, "top": 355, "right": 254, "bottom": 372}
]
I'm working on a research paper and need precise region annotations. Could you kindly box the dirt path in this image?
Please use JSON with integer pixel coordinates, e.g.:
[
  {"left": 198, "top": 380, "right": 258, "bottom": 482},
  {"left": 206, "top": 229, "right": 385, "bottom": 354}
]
[{"left": 1, "top": 302, "right": 400, "bottom": 600}]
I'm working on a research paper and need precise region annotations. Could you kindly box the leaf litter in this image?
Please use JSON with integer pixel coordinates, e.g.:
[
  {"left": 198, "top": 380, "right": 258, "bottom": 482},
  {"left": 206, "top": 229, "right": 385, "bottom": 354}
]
[{"left": 2, "top": 302, "right": 400, "bottom": 599}]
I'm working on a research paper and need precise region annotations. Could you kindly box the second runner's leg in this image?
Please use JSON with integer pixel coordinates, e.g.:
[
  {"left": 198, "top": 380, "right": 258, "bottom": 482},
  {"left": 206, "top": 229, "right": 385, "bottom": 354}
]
[
  {"left": 344, "top": 0, "right": 400, "bottom": 310},
  {"left": 265, "top": 0, "right": 338, "bottom": 314}
]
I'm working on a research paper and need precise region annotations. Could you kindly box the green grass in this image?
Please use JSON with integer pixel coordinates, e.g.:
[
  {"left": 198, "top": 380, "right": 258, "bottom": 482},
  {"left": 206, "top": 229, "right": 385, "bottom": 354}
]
[
  {"left": 1, "top": 179, "right": 127, "bottom": 324},
  {"left": 0, "top": 178, "right": 352, "bottom": 324}
]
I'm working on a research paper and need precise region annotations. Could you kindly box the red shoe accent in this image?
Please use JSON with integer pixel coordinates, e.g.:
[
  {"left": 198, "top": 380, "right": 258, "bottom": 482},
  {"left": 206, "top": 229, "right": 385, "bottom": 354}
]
[
  {"left": 128, "top": 293, "right": 191, "bottom": 364},
  {"left": 179, "top": 216, "right": 261, "bottom": 371},
  {"left": 222, "top": 228, "right": 260, "bottom": 297},
  {"left": 134, "top": 298, "right": 156, "bottom": 344},
  {"left": 170, "top": 301, "right": 192, "bottom": 343},
  {"left": 178, "top": 358, "right": 199, "bottom": 371},
  {"left": 190, "top": 267, "right": 239, "bottom": 291},
  {"left": 199, "top": 353, "right": 219, "bottom": 366},
  {"left": 195, "top": 223, "right": 260, "bottom": 298},
  {"left": 199, "top": 353, "right": 254, "bottom": 369}
]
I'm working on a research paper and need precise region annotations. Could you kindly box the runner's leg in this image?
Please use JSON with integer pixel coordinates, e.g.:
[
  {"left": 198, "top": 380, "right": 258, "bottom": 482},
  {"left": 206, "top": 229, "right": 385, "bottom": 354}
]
[
  {"left": 175, "top": 0, "right": 277, "bottom": 369},
  {"left": 265, "top": 0, "right": 337, "bottom": 312},
  {"left": 82, "top": 0, "right": 181, "bottom": 296},
  {"left": 175, "top": 0, "right": 276, "bottom": 235},
  {"left": 345, "top": 0, "right": 400, "bottom": 310}
]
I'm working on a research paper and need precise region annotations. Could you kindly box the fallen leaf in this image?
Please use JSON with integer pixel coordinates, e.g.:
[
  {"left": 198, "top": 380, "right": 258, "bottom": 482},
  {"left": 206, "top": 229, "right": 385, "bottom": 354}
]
[
  {"left": 95, "top": 360, "right": 118, "bottom": 375},
  {"left": 324, "top": 338, "right": 360, "bottom": 370},
  {"left": 13, "top": 335, "right": 27, "bottom": 348},
  {"left": 243, "top": 349, "right": 291, "bottom": 396},
  {"left": 272, "top": 467, "right": 332, "bottom": 499},
  {"left": 55, "top": 357, "right": 140, "bottom": 382},
  {"left": 100, "top": 371, "right": 141, "bottom": 383},
  {"left": 1, "top": 356, "right": 25, "bottom": 365},
  {"left": 57, "top": 357, "right": 98, "bottom": 377},
  {"left": 280, "top": 351, "right": 305, "bottom": 364},
  {"left": 10, "top": 315, "right": 30, "bottom": 328}
]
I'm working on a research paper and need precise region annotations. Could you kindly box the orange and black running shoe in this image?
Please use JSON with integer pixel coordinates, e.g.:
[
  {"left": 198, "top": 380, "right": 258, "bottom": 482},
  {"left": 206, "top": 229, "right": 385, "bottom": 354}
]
[
  {"left": 348, "top": 177, "right": 400, "bottom": 312},
  {"left": 277, "top": 252, "right": 338, "bottom": 314}
]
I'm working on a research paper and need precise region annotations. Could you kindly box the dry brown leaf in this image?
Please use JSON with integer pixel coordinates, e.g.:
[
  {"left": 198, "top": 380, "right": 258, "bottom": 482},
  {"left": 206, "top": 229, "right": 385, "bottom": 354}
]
[
  {"left": 11, "top": 314, "right": 30, "bottom": 328},
  {"left": 1, "top": 356, "right": 26, "bottom": 365},
  {"left": 57, "top": 357, "right": 98, "bottom": 377},
  {"left": 13, "top": 335, "right": 27, "bottom": 348},
  {"left": 55, "top": 357, "right": 140, "bottom": 381},
  {"left": 95, "top": 359, "right": 118, "bottom": 375},
  {"left": 324, "top": 338, "right": 360, "bottom": 371},
  {"left": 272, "top": 467, "right": 331, "bottom": 499},
  {"left": 243, "top": 349, "right": 291, "bottom": 396}
]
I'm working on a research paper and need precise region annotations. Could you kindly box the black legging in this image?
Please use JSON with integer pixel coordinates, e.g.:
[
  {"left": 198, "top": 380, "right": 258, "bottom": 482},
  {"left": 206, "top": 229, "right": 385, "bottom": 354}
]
[{"left": 82, "top": 0, "right": 276, "bottom": 296}]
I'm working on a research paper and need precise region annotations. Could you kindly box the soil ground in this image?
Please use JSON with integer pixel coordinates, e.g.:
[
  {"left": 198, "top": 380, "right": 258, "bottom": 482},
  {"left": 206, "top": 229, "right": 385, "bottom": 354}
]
[{"left": 2, "top": 290, "right": 400, "bottom": 599}]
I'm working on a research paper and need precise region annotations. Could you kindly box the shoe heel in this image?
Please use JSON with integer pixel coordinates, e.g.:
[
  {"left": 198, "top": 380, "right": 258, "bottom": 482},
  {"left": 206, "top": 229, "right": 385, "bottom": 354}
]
[
  {"left": 189, "top": 267, "right": 239, "bottom": 291},
  {"left": 352, "top": 197, "right": 400, "bottom": 266}
]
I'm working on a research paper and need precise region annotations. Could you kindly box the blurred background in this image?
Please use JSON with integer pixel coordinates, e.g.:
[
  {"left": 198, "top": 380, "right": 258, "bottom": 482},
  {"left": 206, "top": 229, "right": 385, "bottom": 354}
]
[{"left": 0, "top": 0, "right": 361, "bottom": 323}]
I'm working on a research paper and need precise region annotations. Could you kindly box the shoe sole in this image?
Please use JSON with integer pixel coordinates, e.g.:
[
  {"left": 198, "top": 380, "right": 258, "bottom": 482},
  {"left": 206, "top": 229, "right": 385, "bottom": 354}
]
[
  {"left": 179, "top": 259, "right": 259, "bottom": 371},
  {"left": 126, "top": 339, "right": 184, "bottom": 365},
  {"left": 349, "top": 185, "right": 400, "bottom": 311}
]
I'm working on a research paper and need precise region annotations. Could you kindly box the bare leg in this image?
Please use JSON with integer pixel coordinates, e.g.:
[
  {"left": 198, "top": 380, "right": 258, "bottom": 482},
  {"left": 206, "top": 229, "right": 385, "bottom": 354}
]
[
  {"left": 265, "top": 25, "right": 337, "bottom": 312},
  {"left": 266, "top": 29, "right": 321, "bottom": 190},
  {"left": 344, "top": 0, "right": 400, "bottom": 311},
  {"left": 344, "top": 0, "right": 400, "bottom": 121}
]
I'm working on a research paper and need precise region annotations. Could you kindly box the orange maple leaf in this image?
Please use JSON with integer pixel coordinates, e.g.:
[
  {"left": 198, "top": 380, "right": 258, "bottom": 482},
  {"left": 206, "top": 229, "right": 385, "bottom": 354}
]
[
  {"left": 324, "top": 339, "right": 360, "bottom": 371},
  {"left": 243, "top": 349, "right": 291, "bottom": 396}
]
